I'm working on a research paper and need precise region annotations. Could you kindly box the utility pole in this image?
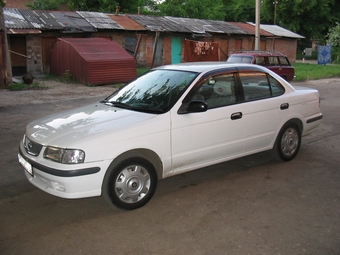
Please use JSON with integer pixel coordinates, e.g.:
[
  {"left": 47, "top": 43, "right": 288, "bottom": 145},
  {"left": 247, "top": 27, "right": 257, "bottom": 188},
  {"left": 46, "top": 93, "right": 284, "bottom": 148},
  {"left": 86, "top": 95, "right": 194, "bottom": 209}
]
[
  {"left": 255, "top": 0, "right": 260, "bottom": 50},
  {"left": 273, "top": 1, "right": 278, "bottom": 25},
  {"left": 0, "top": 6, "right": 10, "bottom": 88}
]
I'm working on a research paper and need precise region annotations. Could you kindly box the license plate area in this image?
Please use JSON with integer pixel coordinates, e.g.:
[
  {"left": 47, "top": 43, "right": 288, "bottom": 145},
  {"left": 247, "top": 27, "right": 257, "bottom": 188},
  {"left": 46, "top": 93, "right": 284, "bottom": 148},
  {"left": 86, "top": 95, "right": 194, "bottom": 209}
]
[{"left": 18, "top": 154, "right": 34, "bottom": 176}]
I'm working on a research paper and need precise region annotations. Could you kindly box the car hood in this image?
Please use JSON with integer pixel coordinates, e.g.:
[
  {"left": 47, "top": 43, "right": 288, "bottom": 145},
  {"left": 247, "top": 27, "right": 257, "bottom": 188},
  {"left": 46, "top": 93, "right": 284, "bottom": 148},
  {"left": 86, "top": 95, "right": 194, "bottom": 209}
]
[{"left": 26, "top": 103, "right": 156, "bottom": 147}]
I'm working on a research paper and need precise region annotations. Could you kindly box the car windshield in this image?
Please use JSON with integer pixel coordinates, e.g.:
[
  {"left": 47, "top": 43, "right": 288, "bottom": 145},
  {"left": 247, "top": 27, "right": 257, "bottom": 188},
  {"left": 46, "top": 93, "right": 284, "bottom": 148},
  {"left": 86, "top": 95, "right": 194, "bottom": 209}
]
[
  {"left": 227, "top": 55, "right": 253, "bottom": 63},
  {"left": 104, "top": 69, "right": 198, "bottom": 113}
]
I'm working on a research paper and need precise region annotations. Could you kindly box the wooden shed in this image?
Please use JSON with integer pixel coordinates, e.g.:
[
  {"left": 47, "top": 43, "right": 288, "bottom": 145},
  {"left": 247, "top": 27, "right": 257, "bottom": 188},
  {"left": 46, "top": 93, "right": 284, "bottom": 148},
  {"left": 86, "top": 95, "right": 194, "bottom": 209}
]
[{"left": 50, "top": 38, "right": 137, "bottom": 85}]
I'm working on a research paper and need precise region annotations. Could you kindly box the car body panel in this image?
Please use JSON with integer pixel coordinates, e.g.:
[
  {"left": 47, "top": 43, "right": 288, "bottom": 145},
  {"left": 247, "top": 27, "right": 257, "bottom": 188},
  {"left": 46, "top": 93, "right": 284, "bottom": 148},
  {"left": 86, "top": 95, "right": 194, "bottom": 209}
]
[
  {"left": 18, "top": 62, "right": 322, "bottom": 202},
  {"left": 227, "top": 51, "right": 295, "bottom": 81}
]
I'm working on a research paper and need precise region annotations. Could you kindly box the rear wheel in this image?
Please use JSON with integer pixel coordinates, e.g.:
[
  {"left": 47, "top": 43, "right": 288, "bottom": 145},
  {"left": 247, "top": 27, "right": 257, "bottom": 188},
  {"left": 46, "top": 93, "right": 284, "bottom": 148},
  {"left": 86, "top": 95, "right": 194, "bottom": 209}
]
[
  {"left": 103, "top": 158, "right": 157, "bottom": 210},
  {"left": 272, "top": 124, "right": 301, "bottom": 161}
]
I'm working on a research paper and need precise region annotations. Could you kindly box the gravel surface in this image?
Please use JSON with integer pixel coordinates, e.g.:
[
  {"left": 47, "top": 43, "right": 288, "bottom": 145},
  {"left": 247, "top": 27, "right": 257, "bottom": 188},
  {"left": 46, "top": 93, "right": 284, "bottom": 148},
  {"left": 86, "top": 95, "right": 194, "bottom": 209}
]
[{"left": 0, "top": 79, "right": 118, "bottom": 107}]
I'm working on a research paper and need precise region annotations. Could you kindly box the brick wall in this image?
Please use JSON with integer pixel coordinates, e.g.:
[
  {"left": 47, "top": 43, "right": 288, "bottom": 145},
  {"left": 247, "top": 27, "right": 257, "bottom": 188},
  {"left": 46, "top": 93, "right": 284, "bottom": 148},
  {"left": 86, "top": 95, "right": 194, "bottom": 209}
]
[
  {"left": 163, "top": 37, "right": 172, "bottom": 65},
  {"left": 271, "top": 38, "right": 297, "bottom": 63},
  {"left": 26, "top": 35, "right": 43, "bottom": 75}
]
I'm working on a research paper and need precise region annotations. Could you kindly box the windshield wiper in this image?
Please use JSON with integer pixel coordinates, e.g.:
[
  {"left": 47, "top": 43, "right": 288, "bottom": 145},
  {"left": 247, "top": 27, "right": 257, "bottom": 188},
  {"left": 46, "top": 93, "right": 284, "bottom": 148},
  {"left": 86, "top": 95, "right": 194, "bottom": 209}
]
[
  {"left": 100, "top": 100, "right": 132, "bottom": 109},
  {"left": 100, "top": 100, "right": 164, "bottom": 114},
  {"left": 134, "top": 106, "right": 164, "bottom": 114}
]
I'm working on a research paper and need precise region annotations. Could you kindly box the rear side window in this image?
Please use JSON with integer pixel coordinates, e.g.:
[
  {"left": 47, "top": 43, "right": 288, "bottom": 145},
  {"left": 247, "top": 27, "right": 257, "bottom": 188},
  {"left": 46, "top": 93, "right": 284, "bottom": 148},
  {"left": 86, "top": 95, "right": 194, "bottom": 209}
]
[
  {"left": 279, "top": 56, "right": 290, "bottom": 66},
  {"left": 227, "top": 55, "right": 253, "bottom": 63},
  {"left": 268, "top": 76, "right": 285, "bottom": 96},
  {"left": 239, "top": 72, "right": 285, "bottom": 101},
  {"left": 268, "top": 57, "right": 280, "bottom": 66},
  {"left": 255, "top": 57, "right": 266, "bottom": 66}
]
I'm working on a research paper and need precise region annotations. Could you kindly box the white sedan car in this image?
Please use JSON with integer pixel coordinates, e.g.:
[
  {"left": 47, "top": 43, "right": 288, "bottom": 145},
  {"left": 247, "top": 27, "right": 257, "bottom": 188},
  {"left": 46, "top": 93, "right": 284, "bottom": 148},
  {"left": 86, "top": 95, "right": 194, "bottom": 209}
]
[{"left": 18, "top": 62, "right": 322, "bottom": 210}]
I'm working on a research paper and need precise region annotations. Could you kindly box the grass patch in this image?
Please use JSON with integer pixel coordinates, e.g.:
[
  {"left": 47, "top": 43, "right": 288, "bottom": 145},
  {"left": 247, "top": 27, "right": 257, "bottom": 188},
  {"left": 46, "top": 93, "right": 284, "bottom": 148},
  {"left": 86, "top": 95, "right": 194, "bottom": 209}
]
[
  {"left": 293, "top": 63, "right": 340, "bottom": 81},
  {"left": 137, "top": 68, "right": 150, "bottom": 76},
  {"left": 7, "top": 81, "right": 49, "bottom": 91}
]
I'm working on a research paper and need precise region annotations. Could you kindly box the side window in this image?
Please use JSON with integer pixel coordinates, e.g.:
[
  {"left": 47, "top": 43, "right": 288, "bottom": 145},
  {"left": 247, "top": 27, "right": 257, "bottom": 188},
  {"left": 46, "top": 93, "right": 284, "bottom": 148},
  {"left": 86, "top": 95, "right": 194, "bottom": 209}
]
[
  {"left": 255, "top": 57, "right": 266, "bottom": 66},
  {"left": 268, "top": 76, "right": 285, "bottom": 96},
  {"left": 191, "top": 73, "right": 237, "bottom": 109},
  {"left": 240, "top": 72, "right": 285, "bottom": 101},
  {"left": 268, "top": 56, "right": 279, "bottom": 66},
  {"left": 240, "top": 72, "right": 271, "bottom": 101},
  {"left": 279, "top": 56, "right": 290, "bottom": 66}
]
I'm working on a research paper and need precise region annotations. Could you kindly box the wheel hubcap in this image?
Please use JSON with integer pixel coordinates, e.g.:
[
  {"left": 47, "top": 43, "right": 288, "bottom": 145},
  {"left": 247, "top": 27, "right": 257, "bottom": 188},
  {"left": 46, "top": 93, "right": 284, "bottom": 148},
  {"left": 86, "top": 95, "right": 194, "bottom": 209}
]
[
  {"left": 281, "top": 128, "right": 299, "bottom": 156},
  {"left": 115, "top": 165, "right": 151, "bottom": 203}
]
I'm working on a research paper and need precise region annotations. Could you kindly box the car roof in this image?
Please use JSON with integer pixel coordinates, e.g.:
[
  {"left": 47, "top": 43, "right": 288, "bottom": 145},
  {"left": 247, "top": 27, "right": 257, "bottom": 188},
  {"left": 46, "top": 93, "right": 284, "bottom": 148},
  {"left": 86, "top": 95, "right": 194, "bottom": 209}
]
[
  {"left": 230, "top": 51, "right": 287, "bottom": 57},
  {"left": 154, "top": 62, "right": 267, "bottom": 73}
]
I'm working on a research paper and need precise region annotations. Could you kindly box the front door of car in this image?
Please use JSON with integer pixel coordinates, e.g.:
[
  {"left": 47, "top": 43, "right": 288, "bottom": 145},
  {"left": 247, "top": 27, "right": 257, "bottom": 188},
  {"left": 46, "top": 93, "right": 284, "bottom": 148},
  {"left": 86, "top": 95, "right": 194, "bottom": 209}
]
[{"left": 170, "top": 72, "right": 245, "bottom": 174}]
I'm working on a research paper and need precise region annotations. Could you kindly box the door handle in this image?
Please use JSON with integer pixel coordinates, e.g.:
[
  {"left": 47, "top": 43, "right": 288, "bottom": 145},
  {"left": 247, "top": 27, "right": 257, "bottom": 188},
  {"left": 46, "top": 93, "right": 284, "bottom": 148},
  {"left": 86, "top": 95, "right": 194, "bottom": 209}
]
[
  {"left": 231, "top": 112, "right": 243, "bottom": 120},
  {"left": 280, "top": 103, "right": 289, "bottom": 110}
]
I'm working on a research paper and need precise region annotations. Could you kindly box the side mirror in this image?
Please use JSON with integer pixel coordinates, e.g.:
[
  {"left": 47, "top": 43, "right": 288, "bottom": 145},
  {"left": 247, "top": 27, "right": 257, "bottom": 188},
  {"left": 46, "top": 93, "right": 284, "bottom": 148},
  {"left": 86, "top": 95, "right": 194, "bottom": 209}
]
[{"left": 186, "top": 100, "right": 208, "bottom": 113}]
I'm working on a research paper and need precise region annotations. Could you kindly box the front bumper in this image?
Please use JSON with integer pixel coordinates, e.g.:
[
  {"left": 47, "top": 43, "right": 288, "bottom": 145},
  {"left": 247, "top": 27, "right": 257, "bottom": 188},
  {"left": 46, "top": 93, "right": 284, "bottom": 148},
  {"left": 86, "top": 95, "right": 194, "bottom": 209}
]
[{"left": 18, "top": 144, "right": 109, "bottom": 199}]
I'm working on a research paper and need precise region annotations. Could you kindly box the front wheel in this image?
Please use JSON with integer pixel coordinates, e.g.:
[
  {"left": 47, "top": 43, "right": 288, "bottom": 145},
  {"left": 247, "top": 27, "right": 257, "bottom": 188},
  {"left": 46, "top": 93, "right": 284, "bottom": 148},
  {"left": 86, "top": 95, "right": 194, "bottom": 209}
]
[
  {"left": 272, "top": 124, "right": 301, "bottom": 161},
  {"left": 103, "top": 158, "right": 157, "bottom": 210}
]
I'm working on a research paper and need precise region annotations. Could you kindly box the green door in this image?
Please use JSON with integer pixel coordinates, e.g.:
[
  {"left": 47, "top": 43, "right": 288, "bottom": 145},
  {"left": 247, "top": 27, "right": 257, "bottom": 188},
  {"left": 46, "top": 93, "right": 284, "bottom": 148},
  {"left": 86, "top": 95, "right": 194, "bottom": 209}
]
[{"left": 171, "top": 37, "right": 182, "bottom": 64}]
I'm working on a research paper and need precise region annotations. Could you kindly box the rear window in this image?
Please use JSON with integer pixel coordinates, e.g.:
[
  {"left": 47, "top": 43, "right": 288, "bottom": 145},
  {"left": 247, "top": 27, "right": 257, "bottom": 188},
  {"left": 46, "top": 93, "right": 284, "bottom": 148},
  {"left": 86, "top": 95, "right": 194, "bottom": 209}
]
[{"left": 227, "top": 55, "right": 253, "bottom": 63}]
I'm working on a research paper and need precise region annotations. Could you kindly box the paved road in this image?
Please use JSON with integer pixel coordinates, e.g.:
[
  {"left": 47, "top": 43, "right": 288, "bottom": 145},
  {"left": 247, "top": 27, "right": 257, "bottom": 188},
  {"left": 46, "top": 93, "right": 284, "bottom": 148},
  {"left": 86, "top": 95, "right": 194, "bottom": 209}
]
[{"left": 1, "top": 79, "right": 339, "bottom": 255}]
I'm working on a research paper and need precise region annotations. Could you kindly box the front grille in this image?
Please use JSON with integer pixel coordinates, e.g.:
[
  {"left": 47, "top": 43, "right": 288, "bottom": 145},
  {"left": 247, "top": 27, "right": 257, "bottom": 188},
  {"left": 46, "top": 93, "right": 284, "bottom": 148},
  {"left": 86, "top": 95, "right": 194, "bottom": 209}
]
[{"left": 24, "top": 136, "right": 43, "bottom": 156}]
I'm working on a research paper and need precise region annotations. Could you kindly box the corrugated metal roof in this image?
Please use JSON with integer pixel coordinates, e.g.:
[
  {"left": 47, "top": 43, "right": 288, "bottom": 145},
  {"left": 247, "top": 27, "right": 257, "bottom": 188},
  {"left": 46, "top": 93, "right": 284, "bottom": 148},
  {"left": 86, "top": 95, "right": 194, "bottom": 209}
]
[
  {"left": 50, "top": 11, "right": 96, "bottom": 32},
  {"left": 4, "top": 8, "right": 35, "bottom": 29},
  {"left": 51, "top": 38, "right": 136, "bottom": 84},
  {"left": 128, "top": 15, "right": 192, "bottom": 33},
  {"left": 248, "top": 23, "right": 304, "bottom": 39},
  {"left": 19, "top": 9, "right": 64, "bottom": 29},
  {"left": 229, "top": 22, "right": 273, "bottom": 36},
  {"left": 167, "top": 17, "right": 246, "bottom": 35},
  {"left": 77, "top": 11, "right": 124, "bottom": 30},
  {"left": 107, "top": 14, "right": 146, "bottom": 31}
]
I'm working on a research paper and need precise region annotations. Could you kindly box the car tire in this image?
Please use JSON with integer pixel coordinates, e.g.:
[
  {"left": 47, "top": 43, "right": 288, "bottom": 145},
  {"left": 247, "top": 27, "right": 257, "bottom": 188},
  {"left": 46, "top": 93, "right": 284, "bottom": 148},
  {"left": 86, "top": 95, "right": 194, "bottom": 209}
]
[
  {"left": 102, "top": 157, "right": 157, "bottom": 210},
  {"left": 272, "top": 123, "right": 301, "bottom": 161}
]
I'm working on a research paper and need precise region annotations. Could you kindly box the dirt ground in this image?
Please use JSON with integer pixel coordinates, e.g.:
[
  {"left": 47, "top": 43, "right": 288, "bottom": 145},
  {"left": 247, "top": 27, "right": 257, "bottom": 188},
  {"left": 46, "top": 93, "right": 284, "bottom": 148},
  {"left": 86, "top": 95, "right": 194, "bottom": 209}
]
[{"left": 0, "top": 79, "right": 118, "bottom": 107}]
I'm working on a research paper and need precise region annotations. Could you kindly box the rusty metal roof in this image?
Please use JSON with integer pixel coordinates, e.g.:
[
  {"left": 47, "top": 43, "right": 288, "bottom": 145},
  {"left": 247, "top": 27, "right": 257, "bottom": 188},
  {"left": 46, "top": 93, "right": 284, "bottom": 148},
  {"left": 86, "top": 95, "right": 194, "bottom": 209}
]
[
  {"left": 128, "top": 15, "right": 192, "bottom": 33},
  {"left": 50, "top": 11, "right": 96, "bottom": 32},
  {"left": 166, "top": 17, "right": 246, "bottom": 35},
  {"left": 77, "top": 11, "right": 124, "bottom": 30},
  {"left": 51, "top": 38, "right": 136, "bottom": 84},
  {"left": 3, "top": 8, "right": 304, "bottom": 39},
  {"left": 107, "top": 14, "right": 146, "bottom": 31},
  {"left": 229, "top": 22, "right": 273, "bottom": 36}
]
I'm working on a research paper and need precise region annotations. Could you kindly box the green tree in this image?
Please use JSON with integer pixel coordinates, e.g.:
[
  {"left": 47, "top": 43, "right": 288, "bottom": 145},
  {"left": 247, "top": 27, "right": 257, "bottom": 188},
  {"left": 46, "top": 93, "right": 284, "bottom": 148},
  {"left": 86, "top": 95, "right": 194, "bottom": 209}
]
[
  {"left": 158, "top": 0, "right": 225, "bottom": 20},
  {"left": 260, "top": 0, "right": 340, "bottom": 40},
  {"left": 26, "top": 0, "right": 60, "bottom": 10},
  {"left": 223, "top": 0, "right": 256, "bottom": 22},
  {"left": 326, "top": 22, "right": 340, "bottom": 63},
  {"left": 66, "top": 0, "right": 153, "bottom": 13}
]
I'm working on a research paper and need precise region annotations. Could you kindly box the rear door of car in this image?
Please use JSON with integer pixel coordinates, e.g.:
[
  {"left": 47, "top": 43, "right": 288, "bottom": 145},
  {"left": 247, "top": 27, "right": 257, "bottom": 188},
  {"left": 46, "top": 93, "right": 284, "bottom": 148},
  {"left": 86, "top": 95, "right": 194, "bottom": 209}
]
[
  {"left": 170, "top": 70, "right": 245, "bottom": 174},
  {"left": 237, "top": 71, "right": 289, "bottom": 152},
  {"left": 278, "top": 56, "right": 295, "bottom": 81},
  {"left": 266, "top": 56, "right": 294, "bottom": 81}
]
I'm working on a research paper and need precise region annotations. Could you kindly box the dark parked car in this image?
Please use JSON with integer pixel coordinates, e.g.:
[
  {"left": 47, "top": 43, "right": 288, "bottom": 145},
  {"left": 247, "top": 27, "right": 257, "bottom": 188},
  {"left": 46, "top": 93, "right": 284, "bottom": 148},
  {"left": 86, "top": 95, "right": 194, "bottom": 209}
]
[{"left": 227, "top": 51, "right": 295, "bottom": 81}]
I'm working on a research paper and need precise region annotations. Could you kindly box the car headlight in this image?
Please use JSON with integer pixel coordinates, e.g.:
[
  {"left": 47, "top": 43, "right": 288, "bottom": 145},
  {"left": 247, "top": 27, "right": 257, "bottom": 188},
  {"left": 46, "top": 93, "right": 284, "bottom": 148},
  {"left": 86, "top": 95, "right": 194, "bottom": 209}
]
[{"left": 44, "top": 147, "right": 85, "bottom": 164}]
